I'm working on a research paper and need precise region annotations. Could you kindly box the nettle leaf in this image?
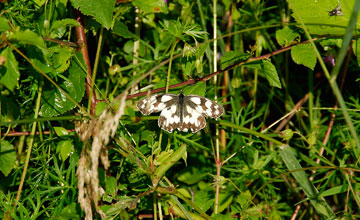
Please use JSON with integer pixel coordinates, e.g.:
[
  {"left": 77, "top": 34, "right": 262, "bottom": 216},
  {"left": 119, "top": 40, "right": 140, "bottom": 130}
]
[
  {"left": 262, "top": 60, "right": 282, "bottom": 88},
  {"left": 132, "top": 0, "right": 168, "bottom": 14},
  {"left": 275, "top": 26, "right": 299, "bottom": 47},
  {"left": 288, "top": 0, "right": 354, "bottom": 35},
  {"left": 220, "top": 51, "right": 250, "bottom": 69},
  {"left": 0, "top": 17, "right": 11, "bottom": 32},
  {"left": 70, "top": 0, "right": 115, "bottom": 29},
  {"left": 10, "top": 29, "right": 46, "bottom": 49},
  {"left": 183, "top": 81, "right": 206, "bottom": 96},
  {"left": 48, "top": 46, "right": 74, "bottom": 73},
  {"left": 50, "top": 19, "right": 80, "bottom": 38},
  {"left": 0, "top": 140, "right": 16, "bottom": 176},
  {"left": 113, "top": 20, "right": 134, "bottom": 38},
  {"left": 0, "top": 47, "right": 20, "bottom": 92},
  {"left": 291, "top": 43, "right": 317, "bottom": 70},
  {"left": 39, "top": 52, "right": 86, "bottom": 117}
]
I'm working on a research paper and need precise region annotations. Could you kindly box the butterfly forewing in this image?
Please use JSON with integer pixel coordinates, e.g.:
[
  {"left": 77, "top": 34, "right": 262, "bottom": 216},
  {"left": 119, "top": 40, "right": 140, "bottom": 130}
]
[
  {"left": 137, "top": 92, "right": 224, "bottom": 133},
  {"left": 137, "top": 94, "right": 178, "bottom": 115}
]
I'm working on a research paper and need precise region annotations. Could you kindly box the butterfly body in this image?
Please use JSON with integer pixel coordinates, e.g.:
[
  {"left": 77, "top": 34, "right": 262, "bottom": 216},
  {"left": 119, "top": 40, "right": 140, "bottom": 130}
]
[{"left": 137, "top": 92, "right": 224, "bottom": 133}]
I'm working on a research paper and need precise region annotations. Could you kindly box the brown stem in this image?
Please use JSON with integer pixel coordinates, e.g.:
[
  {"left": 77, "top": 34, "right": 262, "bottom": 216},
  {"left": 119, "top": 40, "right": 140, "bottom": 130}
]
[{"left": 74, "top": 10, "right": 97, "bottom": 115}]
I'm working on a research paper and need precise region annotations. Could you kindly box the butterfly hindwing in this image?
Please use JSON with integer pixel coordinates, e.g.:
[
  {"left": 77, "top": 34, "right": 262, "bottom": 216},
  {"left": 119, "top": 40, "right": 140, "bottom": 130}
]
[
  {"left": 184, "top": 95, "right": 224, "bottom": 119},
  {"left": 158, "top": 104, "right": 181, "bottom": 133}
]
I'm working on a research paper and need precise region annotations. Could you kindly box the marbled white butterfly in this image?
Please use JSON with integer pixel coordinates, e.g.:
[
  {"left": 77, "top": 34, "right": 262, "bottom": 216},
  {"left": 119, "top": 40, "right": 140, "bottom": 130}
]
[{"left": 137, "top": 92, "right": 224, "bottom": 133}]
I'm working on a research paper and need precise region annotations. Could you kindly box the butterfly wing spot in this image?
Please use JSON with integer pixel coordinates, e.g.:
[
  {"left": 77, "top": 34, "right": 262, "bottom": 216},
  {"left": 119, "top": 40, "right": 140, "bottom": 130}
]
[
  {"left": 189, "top": 97, "right": 201, "bottom": 105},
  {"left": 180, "top": 105, "right": 206, "bottom": 133}
]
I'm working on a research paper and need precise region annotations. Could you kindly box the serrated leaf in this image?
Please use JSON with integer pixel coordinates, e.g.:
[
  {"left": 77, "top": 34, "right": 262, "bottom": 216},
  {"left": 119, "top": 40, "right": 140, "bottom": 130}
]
[
  {"left": 49, "top": 46, "right": 74, "bottom": 73},
  {"left": 220, "top": 51, "right": 250, "bottom": 69},
  {"left": 275, "top": 26, "right": 299, "bottom": 47},
  {"left": 0, "top": 140, "right": 16, "bottom": 176},
  {"left": 70, "top": 0, "right": 115, "bottom": 29},
  {"left": 133, "top": 0, "right": 168, "bottom": 14},
  {"left": 0, "top": 17, "right": 11, "bottom": 32},
  {"left": 54, "top": 126, "right": 69, "bottom": 136},
  {"left": 50, "top": 19, "right": 80, "bottom": 38},
  {"left": 10, "top": 29, "right": 46, "bottom": 49},
  {"left": 194, "top": 190, "right": 214, "bottom": 212},
  {"left": 113, "top": 20, "right": 134, "bottom": 38},
  {"left": 39, "top": 52, "right": 86, "bottom": 117},
  {"left": 262, "top": 60, "right": 282, "bottom": 88},
  {"left": 291, "top": 43, "right": 317, "bottom": 70},
  {"left": 288, "top": 0, "right": 355, "bottom": 35},
  {"left": 183, "top": 81, "right": 206, "bottom": 96},
  {"left": 0, "top": 47, "right": 20, "bottom": 92}
]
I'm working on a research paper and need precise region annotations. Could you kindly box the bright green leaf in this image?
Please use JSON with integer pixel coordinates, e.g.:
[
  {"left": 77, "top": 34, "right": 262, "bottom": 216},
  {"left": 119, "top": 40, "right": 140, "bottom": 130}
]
[
  {"left": 217, "top": 192, "right": 233, "bottom": 213},
  {"left": 54, "top": 126, "right": 69, "bottom": 136},
  {"left": 0, "top": 140, "right": 16, "bottom": 176},
  {"left": 262, "top": 60, "right": 282, "bottom": 88},
  {"left": 291, "top": 43, "right": 317, "bottom": 70},
  {"left": 275, "top": 26, "right": 299, "bottom": 47},
  {"left": 105, "top": 176, "right": 117, "bottom": 195},
  {"left": 0, "top": 47, "right": 20, "bottom": 92},
  {"left": 183, "top": 81, "right": 206, "bottom": 96},
  {"left": 133, "top": 0, "right": 168, "bottom": 14},
  {"left": 57, "top": 140, "right": 73, "bottom": 161},
  {"left": 0, "top": 17, "right": 11, "bottom": 32},
  {"left": 288, "top": 0, "right": 354, "bottom": 35},
  {"left": 194, "top": 190, "right": 214, "bottom": 212},
  {"left": 10, "top": 29, "right": 46, "bottom": 49},
  {"left": 70, "top": 0, "right": 116, "bottom": 29},
  {"left": 48, "top": 46, "right": 74, "bottom": 73}
]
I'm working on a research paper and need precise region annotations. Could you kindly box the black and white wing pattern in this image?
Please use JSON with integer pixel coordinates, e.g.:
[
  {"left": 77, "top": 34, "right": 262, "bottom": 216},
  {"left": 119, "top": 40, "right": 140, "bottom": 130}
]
[{"left": 137, "top": 92, "right": 224, "bottom": 133}]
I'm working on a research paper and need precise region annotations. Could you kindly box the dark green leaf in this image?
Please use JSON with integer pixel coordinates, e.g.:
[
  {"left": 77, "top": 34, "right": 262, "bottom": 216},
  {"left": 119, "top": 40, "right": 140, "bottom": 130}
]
[
  {"left": 0, "top": 47, "right": 20, "bottom": 92},
  {"left": 50, "top": 19, "right": 80, "bottom": 38},
  {"left": 70, "top": 0, "right": 116, "bottom": 29},
  {"left": 39, "top": 52, "right": 86, "bottom": 117},
  {"left": 221, "top": 51, "right": 250, "bottom": 69},
  {"left": 113, "top": 20, "right": 134, "bottom": 38}
]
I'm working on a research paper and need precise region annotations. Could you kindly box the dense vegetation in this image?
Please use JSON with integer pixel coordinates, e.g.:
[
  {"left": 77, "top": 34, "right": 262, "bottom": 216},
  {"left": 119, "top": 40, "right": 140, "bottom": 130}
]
[{"left": 1, "top": 0, "right": 360, "bottom": 219}]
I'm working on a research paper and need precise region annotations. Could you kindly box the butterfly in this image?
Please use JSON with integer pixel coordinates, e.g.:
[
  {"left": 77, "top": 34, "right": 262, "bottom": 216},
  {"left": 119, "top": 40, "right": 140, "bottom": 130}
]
[{"left": 136, "top": 91, "right": 224, "bottom": 133}]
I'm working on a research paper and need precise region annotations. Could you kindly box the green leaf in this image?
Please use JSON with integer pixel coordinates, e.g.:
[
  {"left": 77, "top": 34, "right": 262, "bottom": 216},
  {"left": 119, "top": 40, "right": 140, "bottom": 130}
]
[
  {"left": 113, "top": 20, "right": 134, "bottom": 38},
  {"left": 288, "top": 0, "right": 354, "bottom": 35},
  {"left": 194, "top": 190, "right": 214, "bottom": 212},
  {"left": 70, "top": 0, "right": 116, "bottom": 29},
  {"left": 183, "top": 81, "right": 206, "bottom": 96},
  {"left": 48, "top": 46, "right": 74, "bottom": 73},
  {"left": 177, "top": 167, "right": 206, "bottom": 185},
  {"left": 54, "top": 126, "right": 69, "bottom": 136},
  {"left": 57, "top": 140, "right": 73, "bottom": 161},
  {"left": 261, "top": 60, "right": 282, "bottom": 88},
  {"left": 0, "top": 140, "right": 16, "bottom": 176},
  {"left": 151, "top": 145, "right": 187, "bottom": 186},
  {"left": 1, "top": 96, "right": 20, "bottom": 122},
  {"left": 105, "top": 176, "right": 117, "bottom": 195},
  {"left": 39, "top": 52, "right": 86, "bottom": 117},
  {"left": 0, "top": 47, "right": 20, "bottom": 92},
  {"left": 0, "top": 17, "right": 11, "bottom": 32},
  {"left": 275, "top": 26, "right": 299, "bottom": 47},
  {"left": 279, "top": 145, "right": 335, "bottom": 218},
  {"left": 133, "top": 0, "right": 168, "bottom": 14},
  {"left": 291, "top": 43, "right": 317, "bottom": 70},
  {"left": 58, "top": 203, "right": 81, "bottom": 219},
  {"left": 220, "top": 51, "right": 250, "bottom": 69},
  {"left": 50, "top": 19, "right": 80, "bottom": 38},
  {"left": 217, "top": 192, "right": 233, "bottom": 213},
  {"left": 10, "top": 29, "right": 46, "bottom": 49}
]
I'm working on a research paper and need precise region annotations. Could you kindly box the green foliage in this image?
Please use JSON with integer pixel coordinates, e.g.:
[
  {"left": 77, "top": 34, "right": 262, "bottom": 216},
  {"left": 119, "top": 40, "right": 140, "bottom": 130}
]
[{"left": 1, "top": 0, "right": 360, "bottom": 219}]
